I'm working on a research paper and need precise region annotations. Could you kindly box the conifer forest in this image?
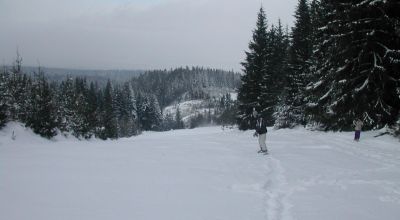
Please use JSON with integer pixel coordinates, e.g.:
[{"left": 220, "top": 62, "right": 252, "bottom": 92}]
[
  {"left": 1, "top": 0, "right": 399, "bottom": 139},
  {"left": 238, "top": 0, "right": 400, "bottom": 135}
]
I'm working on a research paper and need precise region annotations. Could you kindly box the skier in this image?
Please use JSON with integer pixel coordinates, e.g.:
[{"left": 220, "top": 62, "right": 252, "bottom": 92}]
[
  {"left": 253, "top": 109, "right": 268, "bottom": 154},
  {"left": 353, "top": 118, "right": 364, "bottom": 141}
]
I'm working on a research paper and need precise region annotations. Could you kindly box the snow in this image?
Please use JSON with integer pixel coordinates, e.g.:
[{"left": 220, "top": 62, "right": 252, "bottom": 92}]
[
  {"left": 1, "top": 123, "right": 400, "bottom": 220},
  {"left": 163, "top": 100, "right": 212, "bottom": 122},
  {"left": 355, "top": 78, "right": 369, "bottom": 93}
]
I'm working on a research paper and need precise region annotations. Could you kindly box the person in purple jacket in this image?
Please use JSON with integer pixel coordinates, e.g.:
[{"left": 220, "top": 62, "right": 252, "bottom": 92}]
[{"left": 353, "top": 118, "right": 364, "bottom": 141}]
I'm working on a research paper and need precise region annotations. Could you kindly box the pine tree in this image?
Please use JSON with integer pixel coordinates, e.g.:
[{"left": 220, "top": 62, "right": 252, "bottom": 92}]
[
  {"left": 304, "top": 0, "right": 335, "bottom": 127},
  {"left": 56, "top": 77, "right": 75, "bottom": 134},
  {"left": 116, "top": 82, "right": 138, "bottom": 137},
  {"left": 72, "top": 78, "right": 91, "bottom": 138},
  {"left": 7, "top": 52, "right": 31, "bottom": 123},
  {"left": 237, "top": 7, "right": 270, "bottom": 130},
  {"left": 308, "top": 0, "right": 400, "bottom": 130},
  {"left": 278, "top": 0, "right": 312, "bottom": 128},
  {"left": 26, "top": 68, "right": 57, "bottom": 138},
  {"left": 0, "top": 66, "right": 10, "bottom": 128},
  {"left": 136, "top": 93, "right": 162, "bottom": 131},
  {"left": 258, "top": 24, "right": 278, "bottom": 125},
  {"left": 103, "top": 80, "right": 118, "bottom": 139},
  {"left": 87, "top": 82, "right": 100, "bottom": 136},
  {"left": 148, "top": 95, "right": 163, "bottom": 131},
  {"left": 174, "top": 106, "right": 184, "bottom": 129}
]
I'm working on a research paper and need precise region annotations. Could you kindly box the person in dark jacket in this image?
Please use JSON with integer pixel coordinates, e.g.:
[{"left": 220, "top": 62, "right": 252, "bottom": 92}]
[{"left": 253, "top": 110, "right": 268, "bottom": 153}]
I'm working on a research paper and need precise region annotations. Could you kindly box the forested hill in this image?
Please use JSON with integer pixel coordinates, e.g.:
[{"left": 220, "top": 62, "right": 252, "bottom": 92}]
[
  {"left": 0, "top": 63, "right": 240, "bottom": 139},
  {"left": 21, "top": 66, "right": 144, "bottom": 85},
  {"left": 130, "top": 67, "right": 241, "bottom": 108}
]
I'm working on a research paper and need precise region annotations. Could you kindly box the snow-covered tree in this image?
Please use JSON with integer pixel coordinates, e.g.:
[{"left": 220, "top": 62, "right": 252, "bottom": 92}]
[
  {"left": 237, "top": 7, "right": 270, "bottom": 130},
  {"left": 102, "top": 80, "right": 118, "bottom": 139},
  {"left": 174, "top": 106, "right": 184, "bottom": 129},
  {"left": 308, "top": 0, "right": 400, "bottom": 130},
  {"left": 0, "top": 66, "right": 10, "bottom": 128},
  {"left": 116, "top": 82, "right": 138, "bottom": 137},
  {"left": 26, "top": 68, "right": 57, "bottom": 138},
  {"left": 277, "top": 0, "right": 313, "bottom": 128}
]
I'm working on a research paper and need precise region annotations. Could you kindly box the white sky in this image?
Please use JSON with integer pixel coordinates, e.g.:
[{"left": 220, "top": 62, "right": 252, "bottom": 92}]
[{"left": 0, "top": 0, "right": 297, "bottom": 71}]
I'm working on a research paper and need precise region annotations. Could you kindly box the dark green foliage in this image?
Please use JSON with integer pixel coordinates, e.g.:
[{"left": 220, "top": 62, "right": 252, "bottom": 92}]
[
  {"left": 277, "top": 0, "right": 313, "bottom": 128},
  {"left": 0, "top": 67, "right": 9, "bottom": 128},
  {"left": 215, "top": 93, "right": 237, "bottom": 127},
  {"left": 238, "top": 7, "right": 291, "bottom": 129},
  {"left": 26, "top": 68, "right": 57, "bottom": 138},
  {"left": 102, "top": 80, "right": 118, "bottom": 139},
  {"left": 237, "top": 7, "right": 270, "bottom": 130},
  {"left": 87, "top": 82, "right": 101, "bottom": 136},
  {"left": 115, "top": 83, "right": 139, "bottom": 137},
  {"left": 136, "top": 93, "right": 162, "bottom": 131},
  {"left": 307, "top": 0, "right": 400, "bottom": 130}
]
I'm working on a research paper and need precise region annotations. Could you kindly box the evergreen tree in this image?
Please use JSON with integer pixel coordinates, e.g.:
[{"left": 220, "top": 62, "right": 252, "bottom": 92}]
[
  {"left": 116, "top": 82, "right": 138, "bottom": 137},
  {"left": 87, "top": 82, "right": 100, "bottom": 137},
  {"left": 103, "top": 80, "right": 118, "bottom": 139},
  {"left": 278, "top": 0, "right": 312, "bottom": 128},
  {"left": 56, "top": 77, "right": 75, "bottom": 134},
  {"left": 308, "top": 0, "right": 400, "bottom": 130},
  {"left": 0, "top": 66, "right": 9, "bottom": 128},
  {"left": 304, "top": 0, "right": 335, "bottom": 126},
  {"left": 148, "top": 95, "right": 163, "bottom": 131},
  {"left": 7, "top": 53, "right": 31, "bottom": 123},
  {"left": 26, "top": 68, "right": 57, "bottom": 138},
  {"left": 174, "top": 106, "right": 184, "bottom": 129},
  {"left": 136, "top": 93, "right": 162, "bottom": 131},
  {"left": 72, "top": 78, "right": 91, "bottom": 138},
  {"left": 237, "top": 7, "right": 270, "bottom": 130},
  {"left": 162, "top": 113, "right": 175, "bottom": 131}
]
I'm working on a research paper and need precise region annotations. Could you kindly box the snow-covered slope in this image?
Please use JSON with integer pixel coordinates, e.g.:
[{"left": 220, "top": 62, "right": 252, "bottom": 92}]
[
  {"left": 1, "top": 124, "right": 399, "bottom": 220},
  {"left": 162, "top": 91, "right": 237, "bottom": 124},
  {"left": 163, "top": 100, "right": 215, "bottom": 123}
]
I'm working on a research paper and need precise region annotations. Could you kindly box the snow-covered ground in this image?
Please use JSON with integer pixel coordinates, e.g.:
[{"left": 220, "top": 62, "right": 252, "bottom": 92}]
[{"left": 1, "top": 123, "right": 400, "bottom": 220}]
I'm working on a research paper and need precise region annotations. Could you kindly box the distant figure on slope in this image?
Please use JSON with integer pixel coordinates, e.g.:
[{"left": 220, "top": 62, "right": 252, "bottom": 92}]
[
  {"left": 353, "top": 118, "right": 364, "bottom": 141},
  {"left": 253, "top": 109, "right": 268, "bottom": 154}
]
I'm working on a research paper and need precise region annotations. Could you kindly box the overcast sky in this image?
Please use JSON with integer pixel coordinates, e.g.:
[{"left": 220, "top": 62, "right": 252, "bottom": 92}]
[{"left": 0, "top": 0, "right": 297, "bottom": 71}]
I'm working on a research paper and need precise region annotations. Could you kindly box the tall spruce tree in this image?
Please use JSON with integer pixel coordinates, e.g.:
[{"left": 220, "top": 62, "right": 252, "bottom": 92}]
[
  {"left": 56, "top": 77, "right": 75, "bottom": 134},
  {"left": 116, "top": 82, "right": 138, "bottom": 137},
  {"left": 26, "top": 68, "right": 57, "bottom": 138},
  {"left": 72, "top": 78, "right": 91, "bottom": 138},
  {"left": 308, "top": 0, "right": 400, "bottom": 130},
  {"left": 268, "top": 21, "right": 291, "bottom": 128},
  {"left": 0, "top": 66, "right": 9, "bottom": 128},
  {"left": 87, "top": 82, "right": 100, "bottom": 136},
  {"left": 305, "top": 0, "right": 335, "bottom": 126},
  {"left": 278, "top": 0, "right": 312, "bottom": 128},
  {"left": 103, "top": 80, "right": 118, "bottom": 139},
  {"left": 237, "top": 7, "right": 270, "bottom": 130}
]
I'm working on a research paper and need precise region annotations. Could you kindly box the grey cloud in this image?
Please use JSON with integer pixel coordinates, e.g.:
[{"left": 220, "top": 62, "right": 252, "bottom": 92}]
[{"left": 0, "top": 0, "right": 296, "bottom": 71}]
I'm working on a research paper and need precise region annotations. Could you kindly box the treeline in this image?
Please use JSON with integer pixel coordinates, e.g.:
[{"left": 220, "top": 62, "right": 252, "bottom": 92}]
[
  {"left": 0, "top": 59, "right": 238, "bottom": 139},
  {"left": 238, "top": 0, "right": 400, "bottom": 134}
]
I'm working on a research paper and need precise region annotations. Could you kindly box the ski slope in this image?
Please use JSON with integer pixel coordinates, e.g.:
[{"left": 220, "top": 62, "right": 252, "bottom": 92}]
[{"left": 1, "top": 123, "right": 400, "bottom": 220}]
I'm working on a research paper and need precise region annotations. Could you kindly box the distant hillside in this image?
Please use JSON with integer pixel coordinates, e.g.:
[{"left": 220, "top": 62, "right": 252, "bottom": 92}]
[
  {"left": 21, "top": 66, "right": 144, "bottom": 86},
  {"left": 130, "top": 66, "right": 241, "bottom": 108}
]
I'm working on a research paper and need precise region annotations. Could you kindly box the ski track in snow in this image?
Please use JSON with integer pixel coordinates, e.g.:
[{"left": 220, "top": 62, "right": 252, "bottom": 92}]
[
  {"left": 262, "top": 157, "right": 293, "bottom": 220},
  {"left": 262, "top": 128, "right": 400, "bottom": 220},
  {"left": 1, "top": 124, "right": 400, "bottom": 220}
]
